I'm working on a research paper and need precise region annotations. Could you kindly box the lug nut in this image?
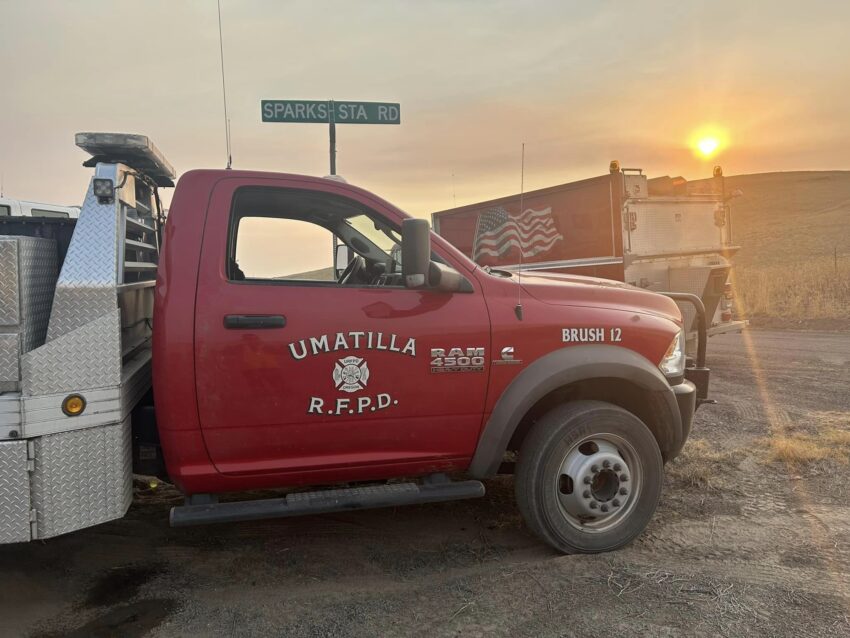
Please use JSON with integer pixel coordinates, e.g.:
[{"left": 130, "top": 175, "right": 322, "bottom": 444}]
[
  {"left": 619, "top": 487, "right": 628, "bottom": 496},
  {"left": 601, "top": 504, "right": 609, "bottom": 512},
  {"left": 613, "top": 463, "right": 622, "bottom": 471},
  {"left": 603, "top": 460, "right": 610, "bottom": 468},
  {"left": 589, "top": 501, "right": 598, "bottom": 509},
  {"left": 612, "top": 499, "right": 620, "bottom": 507},
  {"left": 583, "top": 490, "right": 591, "bottom": 498},
  {"left": 583, "top": 476, "right": 592, "bottom": 484},
  {"left": 591, "top": 465, "right": 599, "bottom": 473},
  {"left": 620, "top": 475, "right": 628, "bottom": 482}
]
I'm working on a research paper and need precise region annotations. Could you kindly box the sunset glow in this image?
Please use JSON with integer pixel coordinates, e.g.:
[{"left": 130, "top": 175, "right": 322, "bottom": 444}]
[
  {"left": 697, "top": 137, "right": 720, "bottom": 157},
  {"left": 689, "top": 125, "right": 728, "bottom": 161},
  {"left": 1, "top": 2, "right": 847, "bottom": 212}
]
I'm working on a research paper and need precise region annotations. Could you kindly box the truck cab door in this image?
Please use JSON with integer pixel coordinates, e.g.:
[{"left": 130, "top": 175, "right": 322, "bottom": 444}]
[{"left": 193, "top": 177, "right": 491, "bottom": 481}]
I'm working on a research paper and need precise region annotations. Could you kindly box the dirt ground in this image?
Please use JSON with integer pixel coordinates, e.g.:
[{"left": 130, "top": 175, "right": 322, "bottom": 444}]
[{"left": 2, "top": 329, "right": 849, "bottom": 638}]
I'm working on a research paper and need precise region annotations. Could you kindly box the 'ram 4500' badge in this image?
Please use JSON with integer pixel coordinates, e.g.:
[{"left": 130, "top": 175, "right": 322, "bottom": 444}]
[{"left": 430, "top": 347, "right": 485, "bottom": 373}]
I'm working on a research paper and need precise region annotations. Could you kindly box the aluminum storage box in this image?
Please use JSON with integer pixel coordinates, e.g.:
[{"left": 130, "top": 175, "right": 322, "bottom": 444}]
[{"left": 0, "top": 236, "right": 57, "bottom": 393}]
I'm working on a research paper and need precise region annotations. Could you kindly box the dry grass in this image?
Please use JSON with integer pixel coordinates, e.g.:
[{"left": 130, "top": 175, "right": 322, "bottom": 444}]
[
  {"left": 692, "top": 171, "right": 850, "bottom": 269},
  {"left": 668, "top": 439, "right": 739, "bottom": 491},
  {"left": 810, "top": 410, "right": 850, "bottom": 430},
  {"left": 764, "top": 428, "right": 850, "bottom": 468},
  {"left": 824, "top": 429, "right": 850, "bottom": 447},
  {"left": 734, "top": 254, "right": 850, "bottom": 321},
  {"left": 766, "top": 437, "right": 833, "bottom": 465},
  {"left": 687, "top": 171, "right": 850, "bottom": 323}
]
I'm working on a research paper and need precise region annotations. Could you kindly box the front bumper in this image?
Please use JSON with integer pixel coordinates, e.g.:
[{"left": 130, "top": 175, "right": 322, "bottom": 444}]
[
  {"left": 685, "top": 366, "right": 711, "bottom": 407},
  {"left": 659, "top": 292, "right": 712, "bottom": 407},
  {"left": 668, "top": 363, "right": 711, "bottom": 458},
  {"left": 673, "top": 379, "right": 697, "bottom": 443}
]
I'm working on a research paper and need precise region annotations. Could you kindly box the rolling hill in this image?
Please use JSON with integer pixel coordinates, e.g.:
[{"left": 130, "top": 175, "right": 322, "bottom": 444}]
[
  {"left": 692, "top": 170, "right": 850, "bottom": 268},
  {"left": 690, "top": 170, "right": 850, "bottom": 326}
]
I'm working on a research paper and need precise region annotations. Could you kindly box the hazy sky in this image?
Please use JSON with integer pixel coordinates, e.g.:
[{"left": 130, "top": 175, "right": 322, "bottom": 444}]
[{"left": 2, "top": 0, "right": 849, "bottom": 216}]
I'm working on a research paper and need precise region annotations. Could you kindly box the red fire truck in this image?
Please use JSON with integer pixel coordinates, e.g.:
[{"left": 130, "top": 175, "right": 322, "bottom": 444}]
[
  {"left": 0, "top": 134, "right": 710, "bottom": 554},
  {"left": 432, "top": 163, "right": 746, "bottom": 354}
]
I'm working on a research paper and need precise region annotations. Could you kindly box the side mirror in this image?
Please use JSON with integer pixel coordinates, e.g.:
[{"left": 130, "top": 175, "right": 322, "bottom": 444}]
[
  {"left": 402, "top": 218, "right": 472, "bottom": 293},
  {"left": 334, "top": 243, "right": 350, "bottom": 278},
  {"left": 401, "top": 218, "right": 430, "bottom": 288},
  {"left": 428, "top": 262, "right": 470, "bottom": 293}
]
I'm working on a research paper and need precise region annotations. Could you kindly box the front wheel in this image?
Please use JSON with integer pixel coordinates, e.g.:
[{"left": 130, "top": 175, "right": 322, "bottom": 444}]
[{"left": 515, "top": 400, "right": 663, "bottom": 554}]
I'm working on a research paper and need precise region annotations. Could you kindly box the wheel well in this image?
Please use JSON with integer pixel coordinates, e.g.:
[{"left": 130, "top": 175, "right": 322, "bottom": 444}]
[
  {"left": 506, "top": 377, "right": 672, "bottom": 457},
  {"left": 131, "top": 388, "right": 170, "bottom": 480}
]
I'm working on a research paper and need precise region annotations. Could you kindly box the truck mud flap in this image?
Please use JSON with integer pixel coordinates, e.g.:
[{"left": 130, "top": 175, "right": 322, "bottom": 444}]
[{"left": 169, "top": 474, "right": 485, "bottom": 527}]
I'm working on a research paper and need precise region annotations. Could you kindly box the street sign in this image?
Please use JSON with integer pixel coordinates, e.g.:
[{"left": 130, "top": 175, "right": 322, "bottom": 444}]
[
  {"left": 261, "top": 99, "right": 401, "bottom": 175},
  {"left": 261, "top": 100, "right": 400, "bottom": 125}
]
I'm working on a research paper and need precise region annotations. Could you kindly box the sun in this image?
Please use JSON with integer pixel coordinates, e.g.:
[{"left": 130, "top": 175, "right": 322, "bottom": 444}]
[
  {"left": 697, "top": 137, "right": 719, "bottom": 158},
  {"left": 689, "top": 125, "right": 728, "bottom": 160}
]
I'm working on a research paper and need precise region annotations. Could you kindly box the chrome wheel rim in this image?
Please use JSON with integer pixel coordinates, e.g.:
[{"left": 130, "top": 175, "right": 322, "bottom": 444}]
[{"left": 554, "top": 433, "right": 642, "bottom": 533}]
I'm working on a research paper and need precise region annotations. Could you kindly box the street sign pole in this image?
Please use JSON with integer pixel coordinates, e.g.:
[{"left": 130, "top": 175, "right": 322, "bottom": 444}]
[{"left": 328, "top": 100, "right": 336, "bottom": 175}]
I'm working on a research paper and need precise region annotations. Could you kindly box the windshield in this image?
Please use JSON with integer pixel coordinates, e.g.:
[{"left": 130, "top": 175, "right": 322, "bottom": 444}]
[{"left": 343, "top": 213, "right": 401, "bottom": 254}]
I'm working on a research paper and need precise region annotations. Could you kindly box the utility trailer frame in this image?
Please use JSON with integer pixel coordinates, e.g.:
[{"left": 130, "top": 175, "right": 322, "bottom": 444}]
[{"left": 0, "top": 133, "right": 171, "bottom": 543}]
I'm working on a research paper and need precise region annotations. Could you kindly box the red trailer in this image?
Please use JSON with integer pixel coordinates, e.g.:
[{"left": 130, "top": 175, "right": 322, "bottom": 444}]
[{"left": 433, "top": 163, "right": 747, "bottom": 352}]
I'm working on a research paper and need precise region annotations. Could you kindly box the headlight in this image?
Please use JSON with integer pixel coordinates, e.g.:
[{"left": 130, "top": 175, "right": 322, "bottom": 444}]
[{"left": 659, "top": 329, "right": 685, "bottom": 378}]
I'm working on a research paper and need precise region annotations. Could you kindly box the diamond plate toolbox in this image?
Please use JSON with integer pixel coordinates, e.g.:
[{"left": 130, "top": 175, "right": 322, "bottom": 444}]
[
  {"left": 0, "top": 334, "right": 19, "bottom": 393},
  {"left": 31, "top": 418, "right": 132, "bottom": 539},
  {"left": 22, "top": 310, "right": 121, "bottom": 397},
  {"left": 0, "top": 236, "right": 58, "bottom": 392},
  {"left": 0, "top": 441, "right": 32, "bottom": 543},
  {"left": 0, "top": 239, "right": 21, "bottom": 326},
  {"left": 47, "top": 186, "right": 120, "bottom": 342}
]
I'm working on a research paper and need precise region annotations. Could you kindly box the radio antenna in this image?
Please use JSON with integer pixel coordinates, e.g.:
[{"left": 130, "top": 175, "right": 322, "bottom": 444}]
[
  {"left": 217, "top": 0, "right": 232, "bottom": 169},
  {"left": 515, "top": 143, "right": 525, "bottom": 321},
  {"left": 451, "top": 172, "right": 457, "bottom": 207}
]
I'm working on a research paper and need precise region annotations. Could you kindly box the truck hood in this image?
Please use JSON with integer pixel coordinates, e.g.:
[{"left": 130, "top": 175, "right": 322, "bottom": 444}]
[{"left": 517, "top": 271, "right": 682, "bottom": 324}]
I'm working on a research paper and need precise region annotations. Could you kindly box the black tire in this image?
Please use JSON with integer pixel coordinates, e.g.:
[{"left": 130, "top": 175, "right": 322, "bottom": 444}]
[{"left": 515, "top": 400, "right": 663, "bottom": 554}]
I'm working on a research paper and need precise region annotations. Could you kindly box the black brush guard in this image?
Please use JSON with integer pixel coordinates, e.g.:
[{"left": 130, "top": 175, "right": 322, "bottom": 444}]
[{"left": 660, "top": 292, "right": 713, "bottom": 407}]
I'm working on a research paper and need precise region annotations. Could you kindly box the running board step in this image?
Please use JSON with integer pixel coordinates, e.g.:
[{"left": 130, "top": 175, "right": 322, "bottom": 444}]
[
  {"left": 169, "top": 474, "right": 485, "bottom": 527},
  {"left": 124, "top": 261, "right": 158, "bottom": 271}
]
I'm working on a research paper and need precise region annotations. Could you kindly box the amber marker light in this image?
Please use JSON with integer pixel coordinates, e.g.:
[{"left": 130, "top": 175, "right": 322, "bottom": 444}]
[{"left": 62, "top": 394, "right": 86, "bottom": 416}]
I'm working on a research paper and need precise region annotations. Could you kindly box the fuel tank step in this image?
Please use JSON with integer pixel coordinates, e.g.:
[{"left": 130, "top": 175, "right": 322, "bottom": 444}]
[{"left": 169, "top": 474, "right": 485, "bottom": 527}]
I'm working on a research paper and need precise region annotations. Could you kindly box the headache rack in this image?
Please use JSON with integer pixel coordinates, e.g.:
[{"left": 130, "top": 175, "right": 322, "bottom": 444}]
[{"left": 0, "top": 133, "right": 173, "bottom": 543}]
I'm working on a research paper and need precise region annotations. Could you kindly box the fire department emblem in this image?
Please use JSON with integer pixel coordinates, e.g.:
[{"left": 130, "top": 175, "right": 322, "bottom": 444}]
[{"left": 332, "top": 356, "right": 370, "bottom": 393}]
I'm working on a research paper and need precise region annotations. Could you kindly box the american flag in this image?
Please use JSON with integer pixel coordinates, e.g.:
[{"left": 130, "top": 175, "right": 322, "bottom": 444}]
[{"left": 473, "top": 206, "right": 563, "bottom": 264}]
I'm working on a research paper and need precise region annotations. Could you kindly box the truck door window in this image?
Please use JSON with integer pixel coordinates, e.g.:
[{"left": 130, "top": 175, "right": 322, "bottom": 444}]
[
  {"left": 234, "top": 217, "right": 336, "bottom": 281},
  {"left": 0, "top": 205, "right": 10, "bottom": 216},
  {"left": 227, "top": 187, "right": 408, "bottom": 286}
]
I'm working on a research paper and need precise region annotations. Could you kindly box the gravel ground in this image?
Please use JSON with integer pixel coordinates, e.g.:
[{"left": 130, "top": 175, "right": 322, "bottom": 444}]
[{"left": 2, "top": 329, "right": 849, "bottom": 637}]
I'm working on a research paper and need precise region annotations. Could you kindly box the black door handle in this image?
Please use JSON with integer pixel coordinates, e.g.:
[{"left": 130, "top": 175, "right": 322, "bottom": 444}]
[{"left": 223, "top": 314, "right": 286, "bottom": 329}]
